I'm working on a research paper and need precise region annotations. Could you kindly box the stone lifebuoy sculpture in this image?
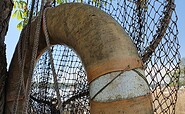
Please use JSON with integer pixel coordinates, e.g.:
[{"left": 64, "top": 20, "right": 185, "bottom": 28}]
[{"left": 6, "top": 3, "right": 153, "bottom": 114}]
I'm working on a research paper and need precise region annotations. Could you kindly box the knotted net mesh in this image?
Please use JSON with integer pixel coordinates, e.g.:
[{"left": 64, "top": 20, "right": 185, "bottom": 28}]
[
  {"left": 30, "top": 45, "right": 89, "bottom": 113},
  {"left": 27, "top": 0, "right": 180, "bottom": 113}
]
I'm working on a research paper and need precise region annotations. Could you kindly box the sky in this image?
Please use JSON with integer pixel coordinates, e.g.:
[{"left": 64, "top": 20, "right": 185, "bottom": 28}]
[
  {"left": 5, "top": 1, "right": 185, "bottom": 66},
  {"left": 176, "top": 0, "right": 185, "bottom": 58}
]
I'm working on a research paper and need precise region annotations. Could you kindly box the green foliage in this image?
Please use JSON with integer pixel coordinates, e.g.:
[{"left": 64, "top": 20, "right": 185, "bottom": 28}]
[
  {"left": 17, "top": 21, "right": 24, "bottom": 30},
  {"left": 56, "top": 0, "right": 68, "bottom": 4},
  {"left": 167, "top": 63, "right": 185, "bottom": 87},
  {"left": 12, "top": 0, "right": 112, "bottom": 30},
  {"left": 92, "top": 0, "right": 112, "bottom": 7},
  {"left": 12, "top": 0, "right": 28, "bottom": 30}
]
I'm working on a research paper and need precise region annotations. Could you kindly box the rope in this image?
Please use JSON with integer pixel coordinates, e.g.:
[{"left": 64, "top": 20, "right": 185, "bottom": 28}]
[
  {"left": 12, "top": 26, "right": 28, "bottom": 114},
  {"left": 43, "top": 7, "right": 63, "bottom": 114},
  {"left": 12, "top": 0, "right": 38, "bottom": 112},
  {"left": 22, "top": 0, "right": 45, "bottom": 113}
]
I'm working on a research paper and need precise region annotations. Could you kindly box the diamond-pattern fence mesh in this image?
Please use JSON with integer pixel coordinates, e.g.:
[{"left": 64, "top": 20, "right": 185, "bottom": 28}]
[{"left": 27, "top": 0, "right": 180, "bottom": 113}]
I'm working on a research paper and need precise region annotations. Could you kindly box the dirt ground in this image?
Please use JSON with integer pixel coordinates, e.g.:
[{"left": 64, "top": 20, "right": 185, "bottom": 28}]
[
  {"left": 152, "top": 87, "right": 185, "bottom": 114},
  {"left": 176, "top": 87, "right": 185, "bottom": 114}
]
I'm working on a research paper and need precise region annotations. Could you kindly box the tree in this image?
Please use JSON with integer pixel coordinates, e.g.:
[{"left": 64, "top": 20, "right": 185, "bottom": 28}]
[
  {"left": 167, "top": 58, "right": 185, "bottom": 87},
  {"left": 179, "top": 57, "right": 185, "bottom": 86},
  {"left": 0, "top": 0, "right": 13, "bottom": 113}
]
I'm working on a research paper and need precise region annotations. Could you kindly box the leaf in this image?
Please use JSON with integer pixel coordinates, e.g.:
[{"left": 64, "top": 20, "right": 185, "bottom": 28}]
[
  {"left": 57, "top": 0, "right": 62, "bottom": 4},
  {"left": 17, "top": 1, "right": 23, "bottom": 9},
  {"left": 23, "top": 10, "right": 28, "bottom": 17},
  {"left": 17, "top": 10, "right": 23, "bottom": 20},
  {"left": 20, "top": 0, "right": 27, "bottom": 9},
  {"left": 17, "top": 21, "right": 23, "bottom": 30},
  {"left": 20, "top": 0, "right": 27, "bottom": 5},
  {"left": 12, "top": 10, "right": 18, "bottom": 18},
  {"left": 17, "top": 1, "right": 20, "bottom": 8},
  {"left": 13, "top": 1, "right": 17, "bottom": 9},
  {"left": 104, "top": 1, "right": 106, "bottom": 6},
  {"left": 23, "top": 19, "right": 28, "bottom": 26},
  {"left": 23, "top": 3, "right": 27, "bottom": 10}
]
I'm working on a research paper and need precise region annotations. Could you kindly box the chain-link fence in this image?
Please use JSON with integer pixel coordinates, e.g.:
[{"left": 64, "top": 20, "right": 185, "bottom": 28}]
[{"left": 28, "top": 0, "right": 180, "bottom": 113}]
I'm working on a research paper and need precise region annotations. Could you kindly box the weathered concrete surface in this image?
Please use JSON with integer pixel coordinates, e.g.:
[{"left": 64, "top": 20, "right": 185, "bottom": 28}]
[{"left": 176, "top": 87, "right": 185, "bottom": 114}]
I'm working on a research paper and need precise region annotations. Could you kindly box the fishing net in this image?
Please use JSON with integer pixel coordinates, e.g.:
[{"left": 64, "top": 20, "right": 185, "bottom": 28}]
[
  {"left": 26, "top": 0, "right": 180, "bottom": 113},
  {"left": 30, "top": 45, "right": 89, "bottom": 113}
]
